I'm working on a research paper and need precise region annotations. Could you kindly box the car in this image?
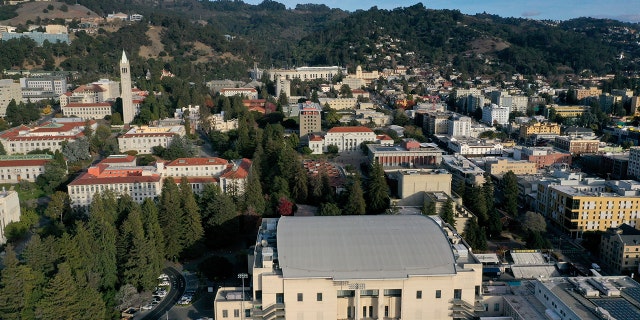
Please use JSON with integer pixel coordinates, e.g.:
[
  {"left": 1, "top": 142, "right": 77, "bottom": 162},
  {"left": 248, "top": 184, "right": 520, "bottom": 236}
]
[
  {"left": 158, "top": 273, "right": 169, "bottom": 280},
  {"left": 141, "top": 304, "right": 153, "bottom": 311},
  {"left": 158, "top": 280, "right": 170, "bottom": 286}
]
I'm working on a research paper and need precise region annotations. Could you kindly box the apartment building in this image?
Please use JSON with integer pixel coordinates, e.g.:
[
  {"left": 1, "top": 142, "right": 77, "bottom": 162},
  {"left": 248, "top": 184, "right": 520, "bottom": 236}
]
[
  {"left": 600, "top": 224, "right": 640, "bottom": 275},
  {"left": 268, "top": 66, "right": 345, "bottom": 81},
  {"left": 448, "top": 115, "right": 472, "bottom": 137},
  {"left": 0, "top": 190, "right": 20, "bottom": 244},
  {"left": 542, "top": 179, "right": 640, "bottom": 238},
  {"left": 0, "top": 154, "right": 52, "bottom": 183},
  {"left": 0, "top": 119, "right": 96, "bottom": 155},
  {"left": 214, "top": 215, "right": 482, "bottom": 320},
  {"left": 117, "top": 125, "right": 186, "bottom": 154},
  {"left": 513, "top": 146, "right": 572, "bottom": 169},
  {"left": 424, "top": 112, "right": 450, "bottom": 135},
  {"left": 519, "top": 122, "right": 561, "bottom": 139},
  {"left": 629, "top": 147, "right": 640, "bottom": 179},
  {"left": 482, "top": 104, "right": 509, "bottom": 126},
  {"left": 575, "top": 87, "right": 602, "bottom": 101},
  {"left": 554, "top": 135, "right": 600, "bottom": 154}
]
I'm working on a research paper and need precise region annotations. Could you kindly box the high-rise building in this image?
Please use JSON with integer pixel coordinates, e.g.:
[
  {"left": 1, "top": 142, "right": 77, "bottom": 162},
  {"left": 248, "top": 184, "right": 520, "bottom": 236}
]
[
  {"left": 120, "top": 50, "right": 134, "bottom": 124},
  {"left": 299, "top": 102, "right": 322, "bottom": 139},
  {"left": 0, "top": 79, "right": 21, "bottom": 117}
]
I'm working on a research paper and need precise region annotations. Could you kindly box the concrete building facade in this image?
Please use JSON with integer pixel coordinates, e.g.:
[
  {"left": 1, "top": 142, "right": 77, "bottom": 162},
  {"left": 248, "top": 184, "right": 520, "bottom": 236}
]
[
  {"left": 0, "top": 190, "right": 20, "bottom": 244},
  {"left": 120, "top": 50, "right": 135, "bottom": 124},
  {"left": 600, "top": 224, "right": 640, "bottom": 275},
  {"left": 117, "top": 125, "right": 186, "bottom": 154},
  {"left": 0, "top": 79, "right": 21, "bottom": 117}
]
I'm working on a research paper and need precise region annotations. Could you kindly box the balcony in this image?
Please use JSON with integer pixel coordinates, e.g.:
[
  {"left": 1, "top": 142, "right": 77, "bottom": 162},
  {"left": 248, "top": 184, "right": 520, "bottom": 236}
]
[{"left": 251, "top": 303, "right": 285, "bottom": 320}]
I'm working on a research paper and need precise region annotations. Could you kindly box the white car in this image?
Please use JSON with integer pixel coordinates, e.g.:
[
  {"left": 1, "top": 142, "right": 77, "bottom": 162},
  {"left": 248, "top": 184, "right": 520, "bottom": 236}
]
[
  {"left": 158, "top": 280, "right": 170, "bottom": 286},
  {"left": 141, "top": 304, "right": 154, "bottom": 311}
]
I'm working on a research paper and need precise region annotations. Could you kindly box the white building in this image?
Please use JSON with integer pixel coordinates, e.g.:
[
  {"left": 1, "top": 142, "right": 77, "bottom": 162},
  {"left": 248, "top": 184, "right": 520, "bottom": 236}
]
[
  {"left": 120, "top": 50, "right": 135, "bottom": 124},
  {"left": 220, "top": 88, "right": 258, "bottom": 100},
  {"left": 0, "top": 79, "right": 22, "bottom": 117},
  {"left": 0, "top": 119, "right": 97, "bottom": 155},
  {"left": 268, "top": 66, "right": 345, "bottom": 81},
  {"left": 204, "top": 113, "right": 238, "bottom": 133},
  {"left": 214, "top": 215, "right": 482, "bottom": 320},
  {"left": 117, "top": 125, "right": 186, "bottom": 154},
  {"left": 0, "top": 154, "right": 52, "bottom": 183},
  {"left": 309, "top": 126, "right": 387, "bottom": 154},
  {"left": 448, "top": 138, "right": 504, "bottom": 156},
  {"left": 0, "top": 190, "right": 20, "bottom": 244},
  {"left": 482, "top": 104, "right": 509, "bottom": 126},
  {"left": 275, "top": 76, "right": 291, "bottom": 97},
  {"left": 20, "top": 77, "right": 67, "bottom": 101},
  {"left": 448, "top": 115, "right": 472, "bottom": 137},
  {"left": 628, "top": 147, "right": 640, "bottom": 179}
]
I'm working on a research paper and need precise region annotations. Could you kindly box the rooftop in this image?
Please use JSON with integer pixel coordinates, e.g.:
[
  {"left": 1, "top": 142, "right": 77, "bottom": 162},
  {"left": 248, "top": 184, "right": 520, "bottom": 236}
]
[{"left": 276, "top": 215, "right": 458, "bottom": 280}]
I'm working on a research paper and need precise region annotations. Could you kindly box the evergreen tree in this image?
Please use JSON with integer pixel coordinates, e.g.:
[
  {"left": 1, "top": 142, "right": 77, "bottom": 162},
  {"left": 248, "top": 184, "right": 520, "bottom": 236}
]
[
  {"left": 243, "top": 164, "right": 266, "bottom": 215},
  {"left": 87, "top": 192, "right": 119, "bottom": 292},
  {"left": 179, "top": 177, "right": 204, "bottom": 251},
  {"left": 367, "top": 161, "right": 389, "bottom": 214},
  {"left": 526, "top": 231, "right": 551, "bottom": 249},
  {"left": 319, "top": 202, "right": 342, "bottom": 216},
  {"left": 502, "top": 171, "right": 519, "bottom": 217},
  {"left": 44, "top": 191, "right": 72, "bottom": 224},
  {"left": 422, "top": 200, "right": 436, "bottom": 216},
  {"left": 22, "top": 235, "right": 59, "bottom": 277},
  {"left": 343, "top": 174, "right": 366, "bottom": 215},
  {"left": 308, "top": 174, "right": 323, "bottom": 203},
  {"left": 290, "top": 162, "right": 308, "bottom": 203},
  {"left": 0, "top": 141, "right": 6, "bottom": 155},
  {"left": 439, "top": 199, "right": 455, "bottom": 226},
  {"left": 119, "top": 205, "right": 152, "bottom": 290},
  {"left": 159, "top": 178, "right": 184, "bottom": 260},
  {"left": 141, "top": 198, "right": 165, "bottom": 282},
  {"left": 0, "top": 245, "right": 42, "bottom": 320},
  {"left": 199, "top": 183, "right": 238, "bottom": 248}
]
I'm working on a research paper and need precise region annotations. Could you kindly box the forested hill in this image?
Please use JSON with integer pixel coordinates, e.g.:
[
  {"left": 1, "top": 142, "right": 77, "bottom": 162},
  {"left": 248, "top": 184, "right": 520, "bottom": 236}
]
[{"left": 1, "top": 0, "right": 639, "bottom": 81}]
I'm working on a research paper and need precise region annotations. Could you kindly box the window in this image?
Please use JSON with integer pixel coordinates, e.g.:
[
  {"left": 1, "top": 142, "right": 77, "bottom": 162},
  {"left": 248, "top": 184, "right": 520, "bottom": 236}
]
[
  {"left": 276, "top": 293, "right": 284, "bottom": 303},
  {"left": 454, "top": 289, "right": 462, "bottom": 299},
  {"left": 494, "top": 303, "right": 500, "bottom": 312},
  {"left": 222, "top": 310, "right": 228, "bottom": 318},
  {"left": 363, "top": 306, "right": 367, "bottom": 317},
  {"left": 255, "top": 290, "right": 262, "bottom": 300},
  {"left": 385, "top": 306, "right": 389, "bottom": 317},
  {"left": 297, "top": 293, "right": 303, "bottom": 302},
  {"left": 435, "top": 290, "right": 442, "bottom": 299},
  {"left": 416, "top": 290, "right": 422, "bottom": 299},
  {"left": 233, "top": 309, "right": 239, "bottom": 317},
  {"left": 369, "top": 306, "right": 374, "bottom": 317}
]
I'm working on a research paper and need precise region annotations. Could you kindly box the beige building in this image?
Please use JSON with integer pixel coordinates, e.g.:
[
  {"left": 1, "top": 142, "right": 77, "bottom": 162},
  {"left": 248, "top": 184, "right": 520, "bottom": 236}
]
[
  {"left": 483, "top": 158, "right": 537, "bottom": 175},
  {"left": 519, "top": 122, "right": 561, "bottom": 139},
  {"left": 220, "top": 88, "right": 259, "bottom": 100},
  {"left": 319, "top": 97, "right": 358, "bottom": 110},
  {"left": 204, "top": 113, "right": 238, "bottom": 133},
  {"left": 387, "top": 168, "right": 452, "bottom": 206},
  {"left": 547, "top": 105, "right": 590, "bottom": 118},
  {"left": 214, "top": 215, "right": 483, "bottom": 320},
  {"left": 299, "top": 102, "right": 322, "bottom": 138},
  {"left": 600, "top": 224, "right": 640, "bottom": 275},
  {"left": 268, "top": 66, "right": 344, "bottom": 81},
  {"left": 575, "top": 87, "right": 602, "bottom": 100},
  {"left": 61, "top": 102, "right": 112, "bottom": 120},
  {"left": 0, "top": 190, "right": 21, "bottom": 244},
  {"left": 554, "top": 135, "right": 600, "bottom": 154},
  {"left": 117, "top": 125, "right": 186, "bottom": 154},
  {"left": 0, "top": 79, "right": 22, "bottom": 117}
]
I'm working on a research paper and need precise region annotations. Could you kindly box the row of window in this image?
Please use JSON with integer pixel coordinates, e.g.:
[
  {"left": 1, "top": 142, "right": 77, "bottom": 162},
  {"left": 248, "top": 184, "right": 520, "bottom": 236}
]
[{"left": 221, "top": 309, "right": 250, "bottom": 318}]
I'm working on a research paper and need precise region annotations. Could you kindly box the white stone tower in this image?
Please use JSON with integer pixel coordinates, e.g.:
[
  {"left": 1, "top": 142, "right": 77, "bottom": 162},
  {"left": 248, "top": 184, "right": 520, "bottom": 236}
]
[{"left": 120, "top": 50, "right": 134, "bottom": 124}]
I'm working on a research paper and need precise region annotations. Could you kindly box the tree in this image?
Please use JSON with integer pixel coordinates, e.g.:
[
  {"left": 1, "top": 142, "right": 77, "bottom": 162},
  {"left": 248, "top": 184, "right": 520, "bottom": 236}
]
[
  {"left": 199, "top": 183, "right": 238, "bottom": 248},
  {"left": 526, "top": 231, "right": 551, "bottom": 249},
  {"left": 277, "top": 196, "right": 294, "bottom": 216},
  {"left": 243, "top": 164, "right": 266, "bottom": 215},
  {"left": 44, "top": 191, "right": 71, "bottom": 224},
  {"left": 464, "top": 217, "right": 487, "bottom": 251},
  {"left": 90, "top": 124, "right": 117, "bottom": 156},
  {"left": 422, "top": 201, "right": 436, "bottom": 216},
  {"left": 179, "top": 177, "right": 204, "bottom": 251},
  {"left": 319, "top": 202, "right": 341, "bottom": 216},
  {"left": 87, "top": 192, "right": 119, "bottom": 291},
  {"left": 339, "top": 84, "right": 353, "bottom": 98},
  {"left": 0, "top": 245, "right": 42, "bottom": 320},
  {"left": 161, "top": 135, "right": 197, "bottom": 160},
  {"left": 141, "top": 198, "right": 165, "bottom": 277},
  {"left": 343, "top": 174, "right": 366, "bottom": 215},
  {"left": 392, "top": 109, "right": 410, "bottom": 126},
  {"left": 502, "top": 171, "right": 519, "bottom": 217},
  {"left": 158, "top": 178, "right": 183, "bottom": 260},
  {"left": 290, "top": 162, "right": 308, "bottom": 203},
  {"left": 520, "top": 211, "right": 546, "bottom": 233},
  {"left": 439, "top": 199, "right": 455, "bottom": 226},
  {"left": 36, "top": 152, "right": 67, "bottom": 193},
  {"left": 0, "top": 141, "right": 6, "bottom": 155},
  {"left": 62, "top": 137, "right": 91, "bottom": 162},
  {"left": 367, "top": 161, "right": 389, "bottom": 214}
]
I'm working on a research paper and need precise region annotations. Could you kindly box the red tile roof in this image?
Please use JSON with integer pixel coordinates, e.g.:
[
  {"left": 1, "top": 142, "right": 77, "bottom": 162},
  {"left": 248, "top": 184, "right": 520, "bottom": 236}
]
[
  {"left": 377, "top": 134, "right": 393, "bottom": 141},
  {"left": 168, "top": 176, "right": 218, "bottom": 184},
  {"left": 121, "top": 132, "right": 176, "bottom": 138},
  {"left": 166, "top": 157, "right": 228, "bottom": 167},
  {"left": 219, "top": 158, "right": 251, "bottom": 179},
  {"left": 99, "top": 155, "right": 136, "bottom": 164},
  {"left": 73, "top": 84, "right": 105, "bottom": 93},
  {"left": 327, "top": 126, "right": 374, "bottom": 133},
  {"left": 68, "top": 172, "right": 162, "bottom": 185},
  {"left": 0, "top": 159, "right": 50, "bottom": 167}
]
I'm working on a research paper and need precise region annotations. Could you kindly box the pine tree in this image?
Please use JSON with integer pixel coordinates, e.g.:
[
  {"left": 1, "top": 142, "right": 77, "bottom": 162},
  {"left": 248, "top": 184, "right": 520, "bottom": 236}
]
[
  {"left": 87, "top": 192, "right": 119, "bottom": 291},
  {"left": 180, "top": 177, "right": 204, "bottom": 251},
  {"left": 159, "top": 178, "right": 184, "bottom": 260},
  {"left": 343, "top": 174, "right": 366, "bottom": 215},
  {"left": 243, "top": 164, "right": 266, "bottom": 215},
  {"left": 22, "top": 235, "right": 59, "bottom": 277},
  {"left": 367, "top": 161, "right": 389, "bottom": 214},
  {"left": 141, "top": 198, "right": 165, "bottom": 279},
  {"left": 422, "top": 200, "right": 436, "bottom": 216},
  {"left": 502, "top": 171, "right": 519, "bottom": 216},
  {"left": 0, "top": 246, "right": 42, "bottom": 320},
  {"left": 199, "top": 183, "right": 238, "bottom": 248},
  {"left": 119, "top": 205, "right": 151, "bottom": 290},
  {"left": 319, "top": 202, "right": 342, "bottom": 216}
]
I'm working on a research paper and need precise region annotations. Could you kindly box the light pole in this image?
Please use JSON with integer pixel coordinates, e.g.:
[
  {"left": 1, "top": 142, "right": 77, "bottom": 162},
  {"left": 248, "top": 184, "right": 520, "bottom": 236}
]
[{"left": 238, "top": 273, "right": 248, "bottom": 320}]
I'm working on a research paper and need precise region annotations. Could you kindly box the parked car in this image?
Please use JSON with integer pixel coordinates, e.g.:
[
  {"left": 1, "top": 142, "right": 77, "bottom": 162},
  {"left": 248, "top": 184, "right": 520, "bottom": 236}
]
[{"left": 141, "top": 304, "right": 153, "bottom": 311}]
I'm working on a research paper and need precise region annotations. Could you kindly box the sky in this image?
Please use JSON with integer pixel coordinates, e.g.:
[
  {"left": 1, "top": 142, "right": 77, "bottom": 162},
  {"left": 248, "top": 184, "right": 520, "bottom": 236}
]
[{"left": 243, "top": 0, "right": 640, "bottom": 23}]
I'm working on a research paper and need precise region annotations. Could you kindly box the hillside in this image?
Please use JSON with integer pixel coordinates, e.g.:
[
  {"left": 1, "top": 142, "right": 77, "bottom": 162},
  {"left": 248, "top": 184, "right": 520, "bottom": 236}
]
[{"left": 1, "top": 2, "right": 98, "bottom": 25}]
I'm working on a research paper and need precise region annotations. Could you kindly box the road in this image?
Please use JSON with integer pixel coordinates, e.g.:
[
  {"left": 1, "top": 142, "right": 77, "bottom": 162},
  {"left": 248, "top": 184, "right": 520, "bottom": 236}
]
[{"left": 139, "top": 267, "right": 186, "bottom": 320}]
